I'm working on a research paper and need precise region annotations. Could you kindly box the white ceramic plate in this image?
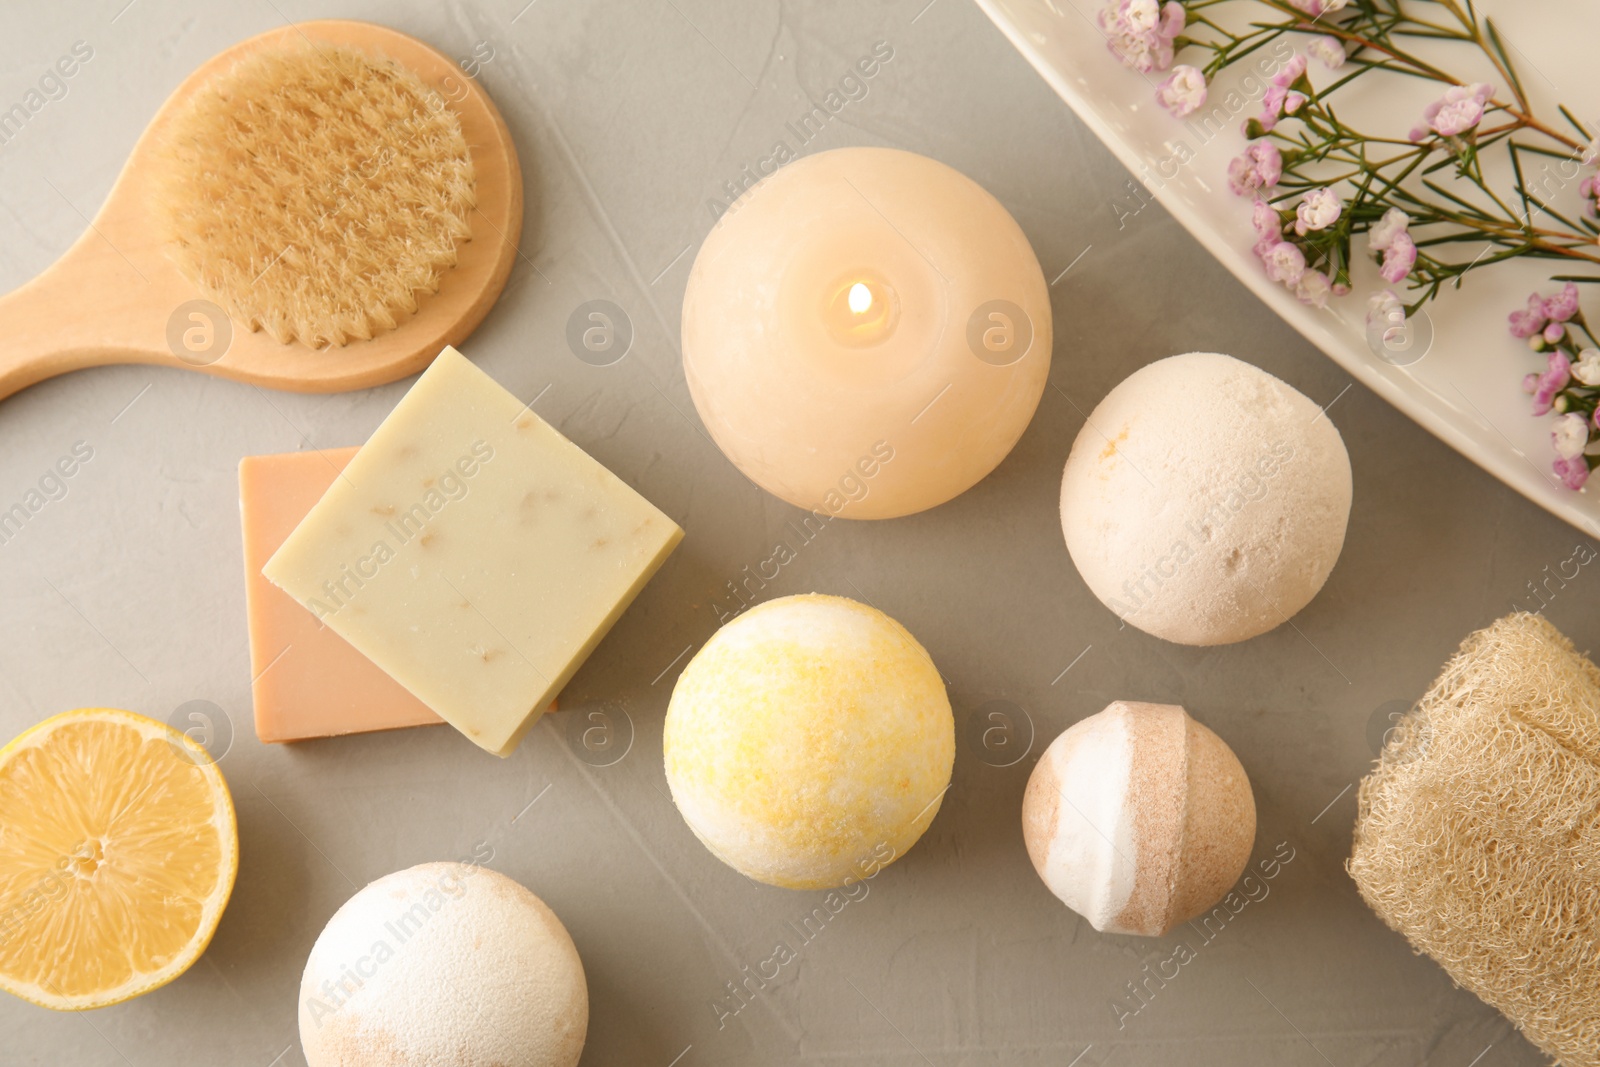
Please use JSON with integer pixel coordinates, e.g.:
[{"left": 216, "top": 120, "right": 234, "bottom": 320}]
[{"left": 977, "top": 0, "right": 1600, "bottom": 536}]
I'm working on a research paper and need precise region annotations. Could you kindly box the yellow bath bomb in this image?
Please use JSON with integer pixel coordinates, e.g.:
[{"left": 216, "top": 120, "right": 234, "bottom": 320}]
[{"left": 664, "top": 594, "right": 954, "bottom": 889}]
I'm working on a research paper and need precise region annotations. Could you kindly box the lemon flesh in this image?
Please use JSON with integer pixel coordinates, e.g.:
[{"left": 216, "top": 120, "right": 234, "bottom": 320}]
[{"left": 0, "top": 708, "right": 238, "bottom": 1010}]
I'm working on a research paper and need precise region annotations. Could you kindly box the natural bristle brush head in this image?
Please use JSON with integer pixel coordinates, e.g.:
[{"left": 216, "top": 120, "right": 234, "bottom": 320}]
[
  {"left": 159, "top": 44, "right": 476, "bottom": 348},
  {"left": 0, "top": 20, "right": 521, "bottom": 402}
]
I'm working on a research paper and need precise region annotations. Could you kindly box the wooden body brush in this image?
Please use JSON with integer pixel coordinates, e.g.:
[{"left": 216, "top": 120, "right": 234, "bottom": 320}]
[{"left": 0, "top": 20, "right": 522, "bottom": 402}]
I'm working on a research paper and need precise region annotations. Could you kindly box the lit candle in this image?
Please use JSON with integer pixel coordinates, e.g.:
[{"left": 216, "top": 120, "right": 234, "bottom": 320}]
[{"left": 682, "top": 147, "right": 1052, "bottom": 520}]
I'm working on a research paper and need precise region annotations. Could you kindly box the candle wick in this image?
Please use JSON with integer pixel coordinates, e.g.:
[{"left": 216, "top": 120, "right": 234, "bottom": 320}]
[{"left": 848, "top": 283, "right": 872, "bottom": 315}]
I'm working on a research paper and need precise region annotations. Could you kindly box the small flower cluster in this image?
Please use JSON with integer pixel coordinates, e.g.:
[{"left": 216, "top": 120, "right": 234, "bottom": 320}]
[
  {"left": 1097, "top": 0, "right": 1212, "bottom": 119},
  {"left": 1157, "top": 65, "right": 1207, "bottom": 118},
  {"left": 1409, "top": 82, "right": 1493, "bottom": 142},
  {"left": 1509, "top": 283, "right": 1580, "bottom": 346},
  {"left": 1250, "top": 198, "right": 1343, "bottom": 307},
  {"left": 1098, "top": 0, "right": 1186, "bottom": 75},
  {"left": 1511, "top": 283, "right": 1599, "bottom": 490},
  {"left": 1222, "top": 52, "right": 1361, "bottom": 306},
  {"left": 1227, "top": 141, "right": 1281, "bottom": 197},
  {"left": 1368, "top": 208, "right": 1416, "bottom": 285},
  {"left": 1223, "top": 50, "right": 1469, "bottom": 303},
  {"left": 1252, "top": 54, "right": 1309, "bottom": 135},
  {"left": 1096, "top": 0, "right": 1600, "bottom": 489}
]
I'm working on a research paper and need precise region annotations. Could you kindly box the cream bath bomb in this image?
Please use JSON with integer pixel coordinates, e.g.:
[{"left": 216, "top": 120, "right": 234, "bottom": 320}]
[
  {"left": 1060, "top": 352, "right": 1351, "bottom": 645},
  {"left": 1022, "top": 701, "right": 1254, "bottom": 936},
  {"left": 299, "top": 862, "right": 587, "bottom": 1067},
  {"left": 664, "top": 594, "right": 954, "bottom": 889}
]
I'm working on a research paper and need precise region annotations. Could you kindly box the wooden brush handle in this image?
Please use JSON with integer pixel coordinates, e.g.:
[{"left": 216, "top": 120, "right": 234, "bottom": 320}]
[{"left": 0, "top": 226, "right": 177, "bottom": 401}]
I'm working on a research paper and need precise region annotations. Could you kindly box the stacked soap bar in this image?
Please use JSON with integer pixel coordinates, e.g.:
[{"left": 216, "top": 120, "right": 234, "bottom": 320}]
[
  {"left": 243, "top": 448, "right": 562, "bottom": 743},
  {"left": 263, "top": 346, "right": 683, "bottom": 756},
  {"left": 242, "top": 447, "right": 445, "bottom": 742}
]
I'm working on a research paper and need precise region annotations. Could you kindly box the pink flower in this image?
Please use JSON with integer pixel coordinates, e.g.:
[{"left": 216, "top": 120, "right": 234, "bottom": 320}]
[
  {"left": 1522, "top": 371, "right": 1540, "bottom": 394},
  {"left": 1261, "top": 241, "right": 1306, "bottom": 284},
  {"left": 1099, "top": 0, "right": 1186, "bottom": 74},
  {"left": 1251, "top": 199, "right": 1283, "bottom": 256},
  {"left": 1507, "top": 284, "right": 1581, "bottom": 344},
  {"left": 1532, "top": 351, "right": 1571, "bottom": 416},
  {"left": 1274, "top": 54, "right": 1308, "bottom": 88},
  {"left": 1295, "top": 188, "right": 1342, "bottom": 235},
  {"left": 1257, "top": 84, "right": 1307, "bottom": 132},
  {"left": 1157, "top": 65, "right": 1208, "bottom": 117},
  {"left": 1289, "top": 0, "right": 1349, "bottom": 14},
  {"left": 1572, "top": 348, "right": 1600, "bottom": 386},
  {"left": 1368, "top": 207, "right": 1410, "bottom": 252},
  {"left": 1295, "top": 268, "right": 1332, "bottom": 308},
  {"left": 1543, "top": 282, "right": 1580, "bottom": 323},
  {"left": 1307, "top": 36, "right": 1345, "bottom": 69},
  {"left": 1508, "top": 293, "right": 1547, "bottom": 339},
  {"left": 1228, "top": 142, "right": 1283, "bottom": 196},
  {"left": 1378, "top": 231, "right": 1417, "bottom": 283},
  {"left": 1249, "top": 56, "right": 1312, "bottom": 132},
  {"left": 1552, "top": 412, "right": 1590, "bottom": 461},
  {"left": 1255, "top": 100, "right": 1281, "bottom": 134},
  {"left": 1421, "top": 82, "right": 1494, "bottom": 138},
  {"left": 1553, "top": 455, "right": 1591, "bottom": 490},
  {"left": 1581, "top": 175, "right": 1600, "bottom": 218}
]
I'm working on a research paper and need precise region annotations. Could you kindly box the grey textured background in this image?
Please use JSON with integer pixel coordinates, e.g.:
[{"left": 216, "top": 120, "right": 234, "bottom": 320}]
[{"left": 0, "top": 1, "right": 1587, "bottom": 1064}]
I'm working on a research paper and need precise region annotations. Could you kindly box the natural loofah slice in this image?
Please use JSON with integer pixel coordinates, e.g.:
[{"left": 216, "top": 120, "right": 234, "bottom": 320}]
[
  {"left": 1349, "top": 612, "right": 1600, "bottom": 1066},
  {"left": 159, "top": 43, "right": 475, "bottom": 348}
]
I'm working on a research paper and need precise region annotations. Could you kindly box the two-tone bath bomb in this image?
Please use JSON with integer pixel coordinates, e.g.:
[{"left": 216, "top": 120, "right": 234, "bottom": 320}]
[
  {"left": 1060, "top": 352, "right": 1351, "bottom": 645},
  {"left": 1022, "top": 701, "right": 1255, "bottom": 936},
  {"left": 664, "top": 594, "right": 954, "bottom": 889},
  {"left": 299, "top": 862, "right": 587, "bottom": 1067}
]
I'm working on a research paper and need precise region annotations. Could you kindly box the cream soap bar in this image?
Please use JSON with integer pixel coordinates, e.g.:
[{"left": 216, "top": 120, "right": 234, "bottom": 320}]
[{"left": 263, "top": 346, "right": 682, "bottom": 756}]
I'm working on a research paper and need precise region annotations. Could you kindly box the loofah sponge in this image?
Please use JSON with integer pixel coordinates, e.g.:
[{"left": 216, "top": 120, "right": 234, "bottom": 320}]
[
  {"left": 1349, "top": 612, "right": 1600, "bottom": 1066},
  {"left": 159, "top": 44, "right": 476, "bottom": 348}
]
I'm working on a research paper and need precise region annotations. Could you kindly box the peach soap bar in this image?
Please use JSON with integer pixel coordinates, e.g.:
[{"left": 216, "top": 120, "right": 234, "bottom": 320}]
[
  {"left": 242, "top": 447, "right": 444, "bottom": 743},
  {"left": 263, "top": 347, "right": 682, "bottom": 757}
]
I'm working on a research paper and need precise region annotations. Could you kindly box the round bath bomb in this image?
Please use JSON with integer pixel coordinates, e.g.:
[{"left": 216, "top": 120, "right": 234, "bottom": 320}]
[
  {"left": 298, "top": 862, "right": 587, "bottom": 1067},
  {"left": 1060, "top": 352, "right": 1351, "bottom": 645},
  {"left": 1022, "top": 701, "right": 1254, "bottom": 936},
  {"left": 664, "top": 594, "right": 954, "bottom": 889}
]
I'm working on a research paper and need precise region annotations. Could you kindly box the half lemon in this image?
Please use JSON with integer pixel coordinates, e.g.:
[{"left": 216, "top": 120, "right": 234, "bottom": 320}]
[{"left": 0, "top": 707, "right": 238, "bottom": 1010}]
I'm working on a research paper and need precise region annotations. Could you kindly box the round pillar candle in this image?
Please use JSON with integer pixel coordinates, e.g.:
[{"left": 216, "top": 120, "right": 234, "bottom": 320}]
[{"left": 682, "top": 147, "right": 1052, "bottom": 519}]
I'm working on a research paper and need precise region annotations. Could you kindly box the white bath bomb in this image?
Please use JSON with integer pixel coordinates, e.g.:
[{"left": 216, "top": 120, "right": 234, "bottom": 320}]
[
  {"left": 664, "top": 594, "right": 954, "bottom": 890},
  {"left": 1022, "top": 701, "right": 1255, "bottom": 936},
  {"left": 299, "top": 862, "right": 587, "bottom": 1067},
  {"left": 1060, "top": 352, "right": 1351, "bottom": 645}
]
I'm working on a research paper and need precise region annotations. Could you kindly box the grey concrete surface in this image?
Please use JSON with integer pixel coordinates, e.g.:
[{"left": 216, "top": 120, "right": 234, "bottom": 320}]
[{"left": 0, "top": 1, "right": 1584, "bottom": 1064}]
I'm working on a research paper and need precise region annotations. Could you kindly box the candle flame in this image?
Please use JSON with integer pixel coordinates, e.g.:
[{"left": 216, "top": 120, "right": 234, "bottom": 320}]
[{"left": 847, "top": 282, "right": 872, "bottom": 315}]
